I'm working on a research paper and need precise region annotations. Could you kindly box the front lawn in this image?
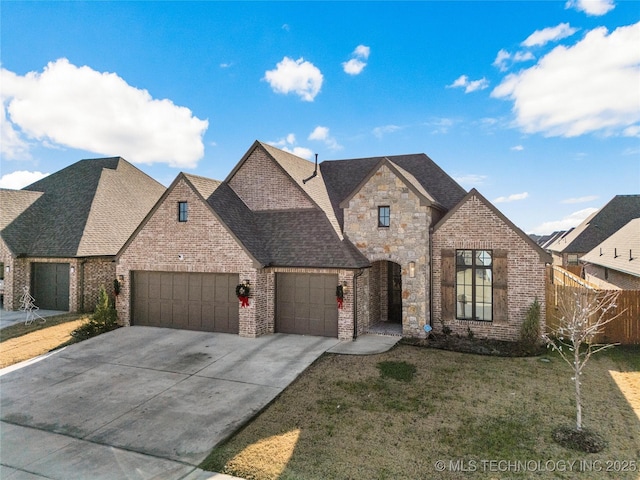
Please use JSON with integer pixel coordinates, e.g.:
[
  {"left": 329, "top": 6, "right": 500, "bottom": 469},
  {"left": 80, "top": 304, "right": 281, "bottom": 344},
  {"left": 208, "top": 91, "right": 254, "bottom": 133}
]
[{"left": 202, "top": 344, "right": 640, "bottom": 480}]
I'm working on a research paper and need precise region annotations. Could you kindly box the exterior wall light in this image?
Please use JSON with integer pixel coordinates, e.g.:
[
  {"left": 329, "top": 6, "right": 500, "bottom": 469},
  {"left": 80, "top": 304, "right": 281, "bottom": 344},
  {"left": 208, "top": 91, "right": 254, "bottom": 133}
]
[
  {"left": 409, "top": 261, "right": 416, "bottom": 278},
  {"left": 5, "top": 265, "right": 9, "bottom": 273},
  {"left": 70, "top": 266, "right": 75, "bottom": 274}
]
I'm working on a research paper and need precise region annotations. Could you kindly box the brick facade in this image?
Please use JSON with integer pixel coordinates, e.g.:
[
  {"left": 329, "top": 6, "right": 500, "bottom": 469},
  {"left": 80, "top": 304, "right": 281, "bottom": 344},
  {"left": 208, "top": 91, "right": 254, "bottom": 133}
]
[
  {"left": 584, "top": 264, "right": 640, "bottom": 290},
  {"left": 432, "top": 192, "right": 547, "bottom": 341},
  {"left": 228, "top": 147, "right": 314, "bottom": 211},
  {"left": 0, "top": 236, "right": 114, "bottom": 313}
]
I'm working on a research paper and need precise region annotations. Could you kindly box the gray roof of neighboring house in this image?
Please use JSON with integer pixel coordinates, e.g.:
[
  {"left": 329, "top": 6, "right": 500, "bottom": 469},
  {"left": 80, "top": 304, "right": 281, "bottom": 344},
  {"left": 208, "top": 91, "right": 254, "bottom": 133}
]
[
  {"left": 547, "top": 195, "right": 640, "bottom": 255},
  {"left": 320, "top": 153, "right": 467, "bottom": 228},
  {"left": 2, "top": 157, "right": 165, "bottom": 257},
  {"left": 581, "top": 218, "right": 640, "bottom": 277}
]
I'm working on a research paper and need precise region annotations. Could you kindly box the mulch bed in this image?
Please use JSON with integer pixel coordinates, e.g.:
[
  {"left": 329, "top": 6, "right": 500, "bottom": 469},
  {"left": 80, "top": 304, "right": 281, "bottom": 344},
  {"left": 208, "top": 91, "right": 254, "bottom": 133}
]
[{"left": 402, "top": 333, "right": 546, "bottom": 357}]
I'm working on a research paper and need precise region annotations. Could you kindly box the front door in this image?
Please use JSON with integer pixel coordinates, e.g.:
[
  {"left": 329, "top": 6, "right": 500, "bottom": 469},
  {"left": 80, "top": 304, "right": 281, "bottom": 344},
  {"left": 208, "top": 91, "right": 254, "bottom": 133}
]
[{"left": 388, "top": 262, "right": 402, "bottom": 323}]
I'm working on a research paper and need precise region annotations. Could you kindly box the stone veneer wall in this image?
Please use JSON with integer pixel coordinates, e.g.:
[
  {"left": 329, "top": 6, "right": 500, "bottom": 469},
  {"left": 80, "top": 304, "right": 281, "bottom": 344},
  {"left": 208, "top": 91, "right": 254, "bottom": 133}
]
[
  {"left": 432, "top": 193, "right": 547, "bottom": 342},
  {"left": 343, "top": 164, "right": 433, "bottom": 337},
  {"left": 116, "top": 177, "right": 263, "bottom": 336}
]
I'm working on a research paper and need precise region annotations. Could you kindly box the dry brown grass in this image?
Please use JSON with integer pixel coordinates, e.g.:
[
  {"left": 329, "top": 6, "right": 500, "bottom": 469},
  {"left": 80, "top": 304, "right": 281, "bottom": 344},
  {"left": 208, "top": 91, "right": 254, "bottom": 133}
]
[
  {"left": 0, "top": 316, "right": 88, "bottom": 368},
  {"left": 202, "top": 344, "right": 640, "bottom": 480}
]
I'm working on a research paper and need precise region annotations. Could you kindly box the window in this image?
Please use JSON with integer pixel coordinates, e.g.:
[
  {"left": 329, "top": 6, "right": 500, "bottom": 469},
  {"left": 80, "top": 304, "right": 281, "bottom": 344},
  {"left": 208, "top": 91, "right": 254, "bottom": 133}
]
[
  {"left": 378, "top": 206, "right": 390, "bottom": 227},
  {"left": 178, "top": 201, "right": 188, "bottom": 222},
  {"left": 567, "top": 254, "right": 579, "bottom": 266},
  {"left": 456, "top": 249, "right": 492, "bottom": 321}
]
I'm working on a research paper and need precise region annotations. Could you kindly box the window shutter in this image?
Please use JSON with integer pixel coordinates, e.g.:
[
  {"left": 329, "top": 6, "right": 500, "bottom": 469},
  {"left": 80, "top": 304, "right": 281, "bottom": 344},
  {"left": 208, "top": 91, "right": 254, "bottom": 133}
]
[
  {"left": 441, "top": 249, "right": 455, "bottom": 320},
  {"left": 493, "top": 249, "right": 508, "bottom": 323}
]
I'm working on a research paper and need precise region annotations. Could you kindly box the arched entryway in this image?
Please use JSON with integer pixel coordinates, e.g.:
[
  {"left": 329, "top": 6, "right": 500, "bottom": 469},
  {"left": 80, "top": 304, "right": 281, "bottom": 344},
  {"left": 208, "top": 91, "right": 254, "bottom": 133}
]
[{"left": 369, "top": 260, "right": 403, "bottom": 334}]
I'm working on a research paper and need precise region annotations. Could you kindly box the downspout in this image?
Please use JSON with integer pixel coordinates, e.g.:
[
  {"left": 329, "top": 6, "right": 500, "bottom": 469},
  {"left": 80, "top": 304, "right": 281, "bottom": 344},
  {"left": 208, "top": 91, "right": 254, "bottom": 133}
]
[
  {"left": 429, "top": 226, "right": 434, "bottom": 331},
  {"left": 352, "top": 268, "right": 365, "bottom": 340}
]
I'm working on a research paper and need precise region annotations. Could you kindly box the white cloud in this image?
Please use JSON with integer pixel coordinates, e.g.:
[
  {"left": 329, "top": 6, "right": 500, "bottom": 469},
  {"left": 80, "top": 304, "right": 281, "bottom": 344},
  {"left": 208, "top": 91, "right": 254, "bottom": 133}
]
[
  {"left": 454, "top": 174, "right": 488, "bottom": 187},
  {"left": 1, "top": 103, "right": 30, "bottom": 160},
  {"left": 565, "top": 0, "right": 615, "bottom": 16},
  {"left": 511, "top": 145, "right": 524, "bottom": 151},
  {"left": 494, "top": 192, "right": 529, "bottom": 203},
  {"left": 492, "top": 22, "right": 640, "bottom": 138},
  {"left": 1, "top": 59, "right": 208, "bottom": 168},
  {"left": 0, "top": 170, "right": 49, "bottom": 189},
  {"left": 308, "top": 126, "right": 342, "bottom": 150},
  {"left": 343, "top": 44, "right": 370, "bottom": 76},
  {"left": 342, "top": 59, "right": 367, "bottom": 76},
  {"left": 493, "top": 49, "right": 536, "bottom": 72},
  {"left": 522, "top": 23, "right": 579, "bottom": 47},
  {"left": 427, "top": 117, "right": 455, "bottom": 134},
  {"left": 561, "top": 195, "right": 599, "bottom": 204},
  {"left": 447, "top": 75, "right": 489, "bottom": 93},
  {"left": 532, "top": 207, "right": 599, "bottom": 234},
  {"left": 268, "top": 133, "right": 313, "bottom": 159},
  {"left": 264, "top": 56, "right": 323, "bottom": 102},
  {"left": 373, "top": 124, "right": 402, "bottom": 138}
]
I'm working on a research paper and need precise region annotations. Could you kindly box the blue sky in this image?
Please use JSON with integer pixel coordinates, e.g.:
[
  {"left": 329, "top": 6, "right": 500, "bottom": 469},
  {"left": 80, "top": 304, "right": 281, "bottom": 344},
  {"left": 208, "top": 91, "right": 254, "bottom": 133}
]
[{"left": 2, "top": 0, "right": 639, "bottom": 234}]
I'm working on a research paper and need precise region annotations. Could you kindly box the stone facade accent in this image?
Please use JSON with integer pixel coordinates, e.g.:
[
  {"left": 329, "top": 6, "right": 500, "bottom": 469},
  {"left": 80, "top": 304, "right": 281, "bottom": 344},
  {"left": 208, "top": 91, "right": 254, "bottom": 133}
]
[
  {"left": 343, "top": 163, "right": 437, "bottom": 337},
  {"left": 432, "top": 192, "right": 547, "bottom": 342}
]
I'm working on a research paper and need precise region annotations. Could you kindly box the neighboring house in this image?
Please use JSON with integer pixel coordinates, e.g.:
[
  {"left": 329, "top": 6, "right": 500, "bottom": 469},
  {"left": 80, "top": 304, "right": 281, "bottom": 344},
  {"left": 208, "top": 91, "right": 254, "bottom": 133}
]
[
  {"left": 547, "top": 195, "right": 640, "bottom": 273},
  {"left": 580, "top": 218, "right": 640, "bottom": 290},
  {"left": 116, "top": 141, "right": 550, "bottom": 342},
  {"left": 0, "top": 158, "right": 165, "bottom": 312}
]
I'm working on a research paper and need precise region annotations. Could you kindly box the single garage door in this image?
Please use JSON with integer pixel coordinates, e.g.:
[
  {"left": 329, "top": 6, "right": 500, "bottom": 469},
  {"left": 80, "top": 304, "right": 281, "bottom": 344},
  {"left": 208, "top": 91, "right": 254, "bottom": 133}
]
[
  {"left": 31, "top": 263, "right": 70, "bottom": 311},
  {"left": 276, "top": 273, "right": 338, "bottom": 337},
  {"left": 132, "top": 271, "right": 239, "bottom": 333}
]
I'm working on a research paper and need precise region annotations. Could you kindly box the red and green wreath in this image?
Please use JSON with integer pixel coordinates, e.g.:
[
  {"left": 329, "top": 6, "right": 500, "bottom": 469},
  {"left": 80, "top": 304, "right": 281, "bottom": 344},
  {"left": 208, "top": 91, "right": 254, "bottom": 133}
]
[
  {"left": 336, "top": 285, "right": 344, "bottom": 309},
  {"left": 236, "top": 283, "right": 251, "bottom": 308}
]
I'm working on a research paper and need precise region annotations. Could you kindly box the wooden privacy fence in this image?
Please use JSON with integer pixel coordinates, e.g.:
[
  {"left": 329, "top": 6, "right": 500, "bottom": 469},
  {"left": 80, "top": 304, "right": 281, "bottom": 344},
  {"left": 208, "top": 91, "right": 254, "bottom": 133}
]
[{"left": 546, "top": 265, "right": 640, "bottom": 345}]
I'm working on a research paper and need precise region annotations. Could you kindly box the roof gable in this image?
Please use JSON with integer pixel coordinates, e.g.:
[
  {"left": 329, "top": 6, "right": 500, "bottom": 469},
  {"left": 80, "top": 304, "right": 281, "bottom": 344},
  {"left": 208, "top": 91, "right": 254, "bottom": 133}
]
[
  {"left": 337, "top": 157, "right": 441, "bottom": 209},
  {"left": 547, "top": 195, "right": 640, "bottom": 254},
  {"left": 434, "top": 188, "right": 551, "bottom": 262}
]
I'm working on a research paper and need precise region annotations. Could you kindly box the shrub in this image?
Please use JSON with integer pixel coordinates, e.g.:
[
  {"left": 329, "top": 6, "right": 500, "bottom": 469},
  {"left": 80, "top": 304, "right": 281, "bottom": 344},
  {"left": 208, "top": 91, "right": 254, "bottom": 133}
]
[
  {"left": 72, "top": 286, "right": 119, "bottom": 341},
  {"left": 520, "top": 298, "right": 541, "bottom": 347}
]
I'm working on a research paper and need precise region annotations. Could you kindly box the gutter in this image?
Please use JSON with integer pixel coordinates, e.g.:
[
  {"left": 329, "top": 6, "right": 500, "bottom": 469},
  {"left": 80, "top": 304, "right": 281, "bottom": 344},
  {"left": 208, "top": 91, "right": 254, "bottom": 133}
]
[{"left": 352, "top": 268, "right": 366, "bottom": 340}]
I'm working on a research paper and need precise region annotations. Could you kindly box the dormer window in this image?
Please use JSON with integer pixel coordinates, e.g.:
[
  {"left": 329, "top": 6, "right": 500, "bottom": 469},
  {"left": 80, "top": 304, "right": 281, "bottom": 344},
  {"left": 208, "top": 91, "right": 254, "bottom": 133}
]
[
  {"left": 178, "top": 201, "right": 188, "bottom": 222},
  {"left": 378, "top": 206, "right": 390, "bottom": 228}
]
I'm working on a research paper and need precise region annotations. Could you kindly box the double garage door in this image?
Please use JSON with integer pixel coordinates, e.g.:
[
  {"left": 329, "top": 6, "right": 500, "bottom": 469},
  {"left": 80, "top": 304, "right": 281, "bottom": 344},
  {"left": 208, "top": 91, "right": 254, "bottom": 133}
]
[
  {"left": 132, "top": 271, "right": 239, "bottom": 333},
  {"left": 276, "top": 273, "right": 338, "bottom": 337},
  {"left": 131, "top": 271, "right": 338, "bottom": 337}
]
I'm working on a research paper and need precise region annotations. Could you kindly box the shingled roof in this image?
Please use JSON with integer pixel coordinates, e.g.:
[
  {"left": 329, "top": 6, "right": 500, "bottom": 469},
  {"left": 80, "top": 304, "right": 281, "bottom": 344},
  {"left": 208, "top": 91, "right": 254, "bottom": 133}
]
[
  {"left": 207, "top": 181, "right": 369, "bottom": 269},
  {"left": 547, "top": 195, "right": 640, "bottom": 255},
  {"left": 581, "top": 218, "right": 640, "bottom": 277},
  {"left": 2, "top": 157, "right": 165, "bottom": 257},
  {"left": 320, "top": 153, "right": 467, "bottom": 228}
]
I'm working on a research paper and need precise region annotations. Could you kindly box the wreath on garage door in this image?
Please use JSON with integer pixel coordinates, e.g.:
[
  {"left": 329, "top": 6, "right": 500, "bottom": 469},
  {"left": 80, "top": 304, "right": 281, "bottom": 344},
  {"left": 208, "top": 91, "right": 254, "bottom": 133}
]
[{"left": 236, "top": 282, "right": 251, "bottom": 308}]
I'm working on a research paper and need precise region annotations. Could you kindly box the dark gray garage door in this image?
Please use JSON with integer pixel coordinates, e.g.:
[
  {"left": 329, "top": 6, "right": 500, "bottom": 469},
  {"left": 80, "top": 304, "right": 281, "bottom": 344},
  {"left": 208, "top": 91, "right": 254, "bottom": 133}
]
[
  {"left": 31, "top": 263, "right": 69, "bottom": 311},
  {"left": 132, "top": 271, "right": 239, "bottom": 333},
  {"left": 276, "top": 273, "right": 338, "bottom": 337}
]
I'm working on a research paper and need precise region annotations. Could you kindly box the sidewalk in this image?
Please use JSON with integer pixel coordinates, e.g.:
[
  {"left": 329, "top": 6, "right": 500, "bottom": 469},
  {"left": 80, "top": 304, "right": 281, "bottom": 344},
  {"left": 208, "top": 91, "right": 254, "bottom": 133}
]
[{"left": 0, "top": 309, "right": 67, "bottom": 330}]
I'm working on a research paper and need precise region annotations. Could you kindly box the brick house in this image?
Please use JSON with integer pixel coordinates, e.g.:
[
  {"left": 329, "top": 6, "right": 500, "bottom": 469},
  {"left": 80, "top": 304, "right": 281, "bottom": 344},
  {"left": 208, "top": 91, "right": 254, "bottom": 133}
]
[
  {"left": 580, "top": 218, "right": 640, "bottom": 290},
  {"left": 0, "top": 157, "right": 164, "bottom": 312},
  {"left": 116, "top": 141, "right": 550, "bottom": 342},
  {"left": 546, "top": 195, "right": 640, "bottom": 274}
]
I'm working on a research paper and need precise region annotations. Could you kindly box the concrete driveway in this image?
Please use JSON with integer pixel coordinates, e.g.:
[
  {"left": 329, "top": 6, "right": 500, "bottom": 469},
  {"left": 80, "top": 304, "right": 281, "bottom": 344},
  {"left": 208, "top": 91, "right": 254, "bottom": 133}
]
[{"left": 0, "top": 327, "right": 340, "bottom": 479}]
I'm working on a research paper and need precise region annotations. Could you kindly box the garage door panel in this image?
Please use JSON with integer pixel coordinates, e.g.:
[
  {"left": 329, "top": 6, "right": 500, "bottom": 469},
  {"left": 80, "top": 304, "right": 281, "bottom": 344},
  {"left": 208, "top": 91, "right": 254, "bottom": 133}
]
[
  {"left": 276, "top": 273, "right": 338, "bottom": 337},
  {"left": 31, "top": 263, "right": 70, "bottom": 311},
  {"left": 132, "top": 272, "right": 238, "bottom": 333}
]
